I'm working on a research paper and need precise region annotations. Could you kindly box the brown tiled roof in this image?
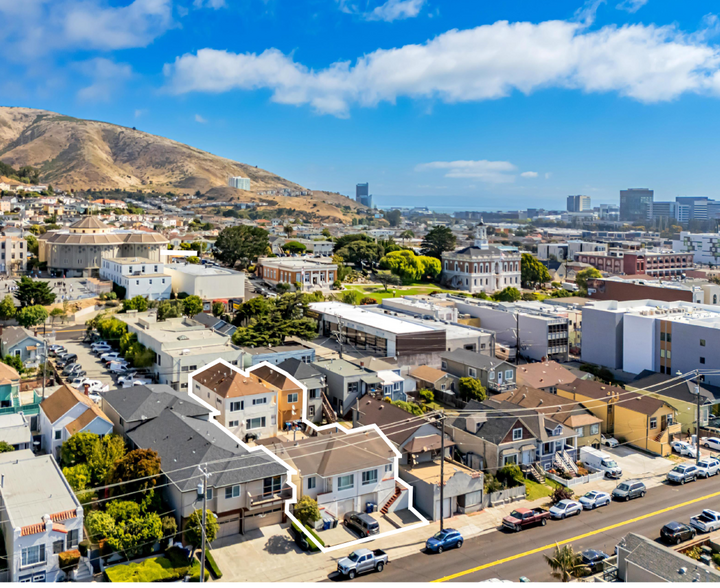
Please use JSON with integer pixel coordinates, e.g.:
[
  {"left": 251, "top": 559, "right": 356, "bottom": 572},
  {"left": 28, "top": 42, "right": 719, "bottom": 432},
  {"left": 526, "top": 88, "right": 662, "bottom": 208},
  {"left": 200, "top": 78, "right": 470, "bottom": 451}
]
[
  {"left": 40, "top": 384, "right": 111, "bottom": 425},
  {"left": 409, "top": 365, "right": 449, "bottom": 384},
  {"left": 195, "top": 364, "right": 275, "bottom": 398},
  {"left": 517, "top": 361, "right": 577, "bottom": 389},
  {"left": 65, "top": 410, "right": 98, "bottom": 436},
  {"left": 0, "top": 361, "right": 20, "bottom": 385},
  {"left": 20, "top": 509, "right": 77, "bottom": 536},
  {"left": 252, "top": 365, "right": 300, "bottom": 392},
  {"left": 494, "top": 385, "right": 601, "bottom": 427}
]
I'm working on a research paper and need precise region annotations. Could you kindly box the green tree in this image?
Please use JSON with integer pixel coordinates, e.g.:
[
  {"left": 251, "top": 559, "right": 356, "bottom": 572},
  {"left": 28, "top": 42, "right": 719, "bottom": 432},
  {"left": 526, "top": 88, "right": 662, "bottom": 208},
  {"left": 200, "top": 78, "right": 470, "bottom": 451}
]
[
  {"left": 14, "top": 277, "right": 56, "bottom": 307},
  {"left": 234, "top": 297, "right": 270, "bottom": 325},
  {"left": 1, "top": 355, "right": 23, "bottom": 374},
  {"left": 0, "top": 295, "right": 16, "bottom": 321},
  {"left": 376, "top": 271, "right": 401, "bottom": 292},
  {"left": 336, "top": 240, "right": 385, "bottom": 266},
  {"left": 179, "top": 242, "right": 193, "bottom": 251},
  {"left": 157, "top": 299, "right": 183, "bottom": 321},
  {"left": 574, "top": 267, "right": 602, "bottom": 292},
  {"left": 283, "top": 224, "right": 294, "bottom": 236},
  {"left": 282, "top": 241, "right": 307, "bottom": 254},
  {"left": 400, "top": 230, "right": 415, "bottom": 245},
  {"left": 16, "top": 305, "right": 48, "bottom": 328},
  {"left": 212, "top": 301, "right": 225, "bottom": 317},
  {"left": 418, "top": 389, "right": 434, "bottom": 404},
  {"left": 109, "top": 448, "right": 161, "bottom": 501},
  {"left": 214, "top": 225, "right": 270, "bottom": 269},
  {"left": 61, "top": 432, "right": 101, "bottom": 468},
  {"left": 88, "top": 434, "right": 126, "bottom": 485},
  {"left": 182, "top": 295, "right": 203, "bottom": 317},
  {"left": 122, "top": 295, "right": 149, "bottom": 313},
  {"left": 49, "top": 306, "right": 66, "bottom": 326},
  {"left": 384, "top": 209, "right": 402, "bottom": 227},
  {"left": 333, "top": 233, "right": 373, "bottom": 253},
  {"left": 379, "top": 250, "right": 441, "bottom": 282},
  {"left": 322, "top": 228, "right": 332, "bottom": 238},
  {"left": 62, "top": 464, "right": 92, "bottom": 492},
  {"left": 420, "top": 226, "right": 457, "bottom": 259},
  {"left": 294, "top": 496, "right": 322, "bottom": 527},
  {"left": 185, "top": 509, "right": 219, "bottom": 548},
  {"left": 493, "top": 287, "right": 522, "bottom": 302},
  {"left": 544, "top": 544, "right": 588, "bottom": 582},
  {"left": 25, "top": 234, "right": 39, "bottom": 256},
  {"left": 458, "top": 378, "right": 487, "bottom": 402},
  {"left": 186, "top": 256, "right": 200, "bottom": 264},
  {"left": 520, "top": 253, "right": 551, "bottom": 288},
  {"left": 0, "top": 441, "right": 14, "bottom": 453}
]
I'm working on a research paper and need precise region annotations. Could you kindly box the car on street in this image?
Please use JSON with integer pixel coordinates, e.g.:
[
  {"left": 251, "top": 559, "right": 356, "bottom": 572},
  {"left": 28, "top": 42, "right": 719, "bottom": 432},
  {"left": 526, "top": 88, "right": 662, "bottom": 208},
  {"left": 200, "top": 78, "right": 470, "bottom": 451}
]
[
  {"left": 703, "top": 437, "right": 720, "bottom": 451},
  {"left": 425, "top": 529, "right": 463, "bottom": 553},
  {"left": 612, "top": 480, "right": 646, "bottom": 501},
  {"left": 696, "top": 457, "right": 720, "bottom": 478},
  {"left": 502, "top": 508, "right": 551, "bottom": 532},
  {"left": 549, "top": 499, "right": 583, "bottom": 520},
  {"left": 579, "top": 491, "right": 611, "bottom": 510},
  {"left": 601, "top": 434, "right": 619, "bottom": 448},
  {"left": 671, "top": 441, "right": 697, "bottom": 458},
  {"left": 343, "top": 512, "right": 380, "bottom": 538},
  {"left": 667, "top": 463, "right": 699, "bottom": 485},
  {"left": 660, "top": 521, "right": 696, "bottom": 545},
  {"left": 108, "top": 360, "right": 130, "bottom": 372},
  {"left": 581, "top": 549, "right": 610, "bottom": 572},
  {"left": 336, "top": 548, "right": 388, "bottom": 579},
  {"left": 689, "top": 509, "right": 720, "bottom": 533},
  {"left": 66, "top": 369, "right": 87, "bottom": 381}
]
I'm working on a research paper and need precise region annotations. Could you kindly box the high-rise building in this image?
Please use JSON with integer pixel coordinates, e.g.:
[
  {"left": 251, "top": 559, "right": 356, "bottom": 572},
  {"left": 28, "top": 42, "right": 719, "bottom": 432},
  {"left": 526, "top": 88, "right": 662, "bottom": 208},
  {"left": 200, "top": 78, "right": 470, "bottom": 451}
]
[
  {"left": 646, "top": 201, "right": 677, "bottom": 221},
  {"left": 355, "top": 183, "right": 373, "bottom": 209},
  {"left": 675, "top": 197, "right": 710, "bottom": 222},
  {"left": 619, "top": 188, "right": 654, "bottom": 221},
  {"left": 567, "top": 195, "right": 591, "bottom": 212},
  {"left": 228, "top": 176, "right": 251, "bottom": 190}
]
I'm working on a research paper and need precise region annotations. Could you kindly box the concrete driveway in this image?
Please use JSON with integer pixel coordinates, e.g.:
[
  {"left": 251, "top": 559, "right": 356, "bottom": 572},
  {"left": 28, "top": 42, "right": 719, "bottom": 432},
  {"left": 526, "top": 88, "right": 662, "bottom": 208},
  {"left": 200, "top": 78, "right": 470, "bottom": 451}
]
[{"left": 603, "top": 445, "right": 675, "bottom": 481}]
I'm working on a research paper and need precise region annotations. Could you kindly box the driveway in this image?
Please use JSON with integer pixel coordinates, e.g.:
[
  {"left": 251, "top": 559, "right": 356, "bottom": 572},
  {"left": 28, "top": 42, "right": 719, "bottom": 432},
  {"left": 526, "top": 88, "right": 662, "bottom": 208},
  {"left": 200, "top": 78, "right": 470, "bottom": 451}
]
[
  {"left": 603, "top": 445, "right": 675, "bottom": 481},
  {"left": 58, "top": 340, "right": 115, "bottom": 391}
]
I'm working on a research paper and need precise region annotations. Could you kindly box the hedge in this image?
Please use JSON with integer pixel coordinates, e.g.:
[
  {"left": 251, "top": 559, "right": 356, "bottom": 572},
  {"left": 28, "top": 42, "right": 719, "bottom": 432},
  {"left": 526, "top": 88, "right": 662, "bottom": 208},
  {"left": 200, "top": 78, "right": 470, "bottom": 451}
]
[
  {"left": 105, "top": 548, "right": 209, "bottom": 583},
  {"left": 291, "top": 520, "right": 325, "bottom": 550},
  {"left": 200, "top": 548, "right": 222, "bottom": 579},
  {"left": 58, "top": 550, "right": 80, "bottom": 570}
]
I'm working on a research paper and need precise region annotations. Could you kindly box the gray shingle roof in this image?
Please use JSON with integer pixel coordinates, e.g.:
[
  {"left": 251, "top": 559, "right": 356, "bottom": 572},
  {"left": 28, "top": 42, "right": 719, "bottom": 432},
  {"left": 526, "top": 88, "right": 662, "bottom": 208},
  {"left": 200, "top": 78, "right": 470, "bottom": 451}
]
[
  {"left": 441, "top": 349, "right": 511, "bottom": 371},
  {"left": 277, "top": 358, "right": 322, "bottom": 381},
  {"left": 632, "top": 371, "right": 720, "bottom": 405},
  {"left": 103, "top": 384, "right": 209, "bottom": 423},
  {"left": 1, "top": 326, "right": 40, "bottom": 349},
  {"left": 127, "top": 410, "right": 287, "bottom": 491}
]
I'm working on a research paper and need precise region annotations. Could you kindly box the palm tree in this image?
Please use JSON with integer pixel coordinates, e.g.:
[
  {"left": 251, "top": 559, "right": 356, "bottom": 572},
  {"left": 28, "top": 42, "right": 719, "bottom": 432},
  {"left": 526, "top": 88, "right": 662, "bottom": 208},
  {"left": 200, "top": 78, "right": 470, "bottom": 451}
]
[
  {"left": 544, "top": 544, "right": 588, "bottom": 582},
  {"left": 400, "top": 230, "right": 414, "bottom": 245}
]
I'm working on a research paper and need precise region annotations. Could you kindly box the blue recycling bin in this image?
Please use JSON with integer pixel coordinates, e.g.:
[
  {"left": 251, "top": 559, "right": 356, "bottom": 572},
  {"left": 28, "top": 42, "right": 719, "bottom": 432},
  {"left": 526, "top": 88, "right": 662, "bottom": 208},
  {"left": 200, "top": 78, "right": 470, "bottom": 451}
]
[
  {"left": 323, "top": 518, "right": 332, "bottom": 530},
  {"left": 366, "top": 502, "right": 376, "bottom": 514}
]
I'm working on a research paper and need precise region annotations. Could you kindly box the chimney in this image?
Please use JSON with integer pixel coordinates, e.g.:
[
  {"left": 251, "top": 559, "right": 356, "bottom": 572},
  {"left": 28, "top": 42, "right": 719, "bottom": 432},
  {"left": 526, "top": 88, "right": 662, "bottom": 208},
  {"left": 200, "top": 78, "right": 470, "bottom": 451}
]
[
  {"left": 84, "top": 383, "right": 90, "bottom": 396},
  {"left": 465, "top": 414, "right": 486, "bottom": 434}
]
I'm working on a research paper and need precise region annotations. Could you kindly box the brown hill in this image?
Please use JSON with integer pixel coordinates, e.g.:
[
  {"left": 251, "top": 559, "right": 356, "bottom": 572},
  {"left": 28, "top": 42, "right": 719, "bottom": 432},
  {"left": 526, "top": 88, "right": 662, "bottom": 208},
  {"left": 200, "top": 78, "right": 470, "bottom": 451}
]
[{"left": 0, "top": 106, "right": 304, "bottom": 193}]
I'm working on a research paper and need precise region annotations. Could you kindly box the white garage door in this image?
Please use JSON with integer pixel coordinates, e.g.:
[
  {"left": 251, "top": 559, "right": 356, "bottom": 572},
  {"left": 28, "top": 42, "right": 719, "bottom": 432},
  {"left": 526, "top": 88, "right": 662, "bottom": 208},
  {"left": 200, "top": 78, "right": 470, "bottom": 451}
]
[
  {"left": 244, "top": 508, "right": 283, "bottom": 532},
  {"left": 216, "top": 515, "right": 240, "bottom": 539},
  {"left": 335, "top": 499, "right": 355, "bottom": 517}
]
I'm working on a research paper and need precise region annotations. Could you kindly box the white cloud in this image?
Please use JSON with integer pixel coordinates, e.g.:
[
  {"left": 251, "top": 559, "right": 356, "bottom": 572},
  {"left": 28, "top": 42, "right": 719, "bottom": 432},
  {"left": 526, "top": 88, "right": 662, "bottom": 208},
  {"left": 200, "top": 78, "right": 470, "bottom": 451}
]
[
  {"left": 76, "top": 58, "right": 132, "bottom": 102},
  {"left": 193, "top": 0, "right": 226, "bottom": 8},
  {"left": 520, "top": 171, "right": 538, "bottom": 178},
  {"left": 367, "top": 0, "right": 425, "bottom": 22},
  {"left": 545, "top": 172, "right": 552, "bottom": 179},
  {"left": 195, "top": 113, "right": 208, "bottom": 123},
  {"left": 164, "top": 17, "right": 720, "bottom": 116},
  {"left": 416, "top": 160, "right": 518, "bottom": 183},
  {"left": 616, "top": 0, "right": 648, "bottom": 14},
  {"left": 134, "top": 108, "right": 147, "bottom": 117}
]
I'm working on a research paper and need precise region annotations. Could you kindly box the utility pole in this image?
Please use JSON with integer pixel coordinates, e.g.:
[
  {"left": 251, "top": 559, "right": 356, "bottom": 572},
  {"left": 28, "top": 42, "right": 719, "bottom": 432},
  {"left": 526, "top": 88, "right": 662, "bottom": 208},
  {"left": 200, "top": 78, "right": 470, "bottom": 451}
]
[
  {"left": 515, "top": 310, "right": 520, "bottom": 366},
  {"left": 42, "top": 339, "right": 47, "bottom": 398},
  {"left": 199, "top": 465, "right": 209, "bottom": 583},
  {"left": 439, "top": 414, "right": 445, "bottom": 531},
  {"left": 695, "top": 378, "right": 701, "bottom": 466}
]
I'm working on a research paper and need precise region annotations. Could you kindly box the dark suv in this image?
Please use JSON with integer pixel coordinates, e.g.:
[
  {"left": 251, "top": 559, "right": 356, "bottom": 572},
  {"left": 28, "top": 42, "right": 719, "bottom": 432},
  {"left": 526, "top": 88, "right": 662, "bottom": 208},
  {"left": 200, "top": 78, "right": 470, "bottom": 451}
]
[
  {"left": 343, "top": 512, "right": 380, "bottom": 538},
  {"left": 660, "top": 521, "right": 696, "bottom": 545}
]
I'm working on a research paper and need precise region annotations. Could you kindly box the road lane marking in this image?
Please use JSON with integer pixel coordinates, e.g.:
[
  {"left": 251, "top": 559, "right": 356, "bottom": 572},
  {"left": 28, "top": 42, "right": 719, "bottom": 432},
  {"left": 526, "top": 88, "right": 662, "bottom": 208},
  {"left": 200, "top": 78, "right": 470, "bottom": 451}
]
[{"left": 432, "top": 489, "right": 720, "bottom": 582}]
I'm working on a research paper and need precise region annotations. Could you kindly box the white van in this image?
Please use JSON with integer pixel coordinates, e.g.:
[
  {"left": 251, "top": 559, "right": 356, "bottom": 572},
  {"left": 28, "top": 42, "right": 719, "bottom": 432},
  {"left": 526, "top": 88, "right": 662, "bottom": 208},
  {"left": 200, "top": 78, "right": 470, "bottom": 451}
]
[
  {"left": 561, "top": 282, "right": 579, "bottom": 292},
  {"left": 580, "top": 446, "right": 622, "bottom": 479}
]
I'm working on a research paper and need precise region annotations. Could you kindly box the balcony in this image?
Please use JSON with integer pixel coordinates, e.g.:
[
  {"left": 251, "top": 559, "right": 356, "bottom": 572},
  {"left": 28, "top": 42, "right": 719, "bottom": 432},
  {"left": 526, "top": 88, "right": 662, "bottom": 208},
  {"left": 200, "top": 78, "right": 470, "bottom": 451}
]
[{"left": 247, "top": 485, "right": 293, "bottom": 507}]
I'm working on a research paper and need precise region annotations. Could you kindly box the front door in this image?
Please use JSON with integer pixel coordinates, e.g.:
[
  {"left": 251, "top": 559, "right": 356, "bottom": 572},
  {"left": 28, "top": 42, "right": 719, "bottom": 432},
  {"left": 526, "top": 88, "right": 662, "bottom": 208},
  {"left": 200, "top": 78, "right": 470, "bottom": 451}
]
[
  {"left": 661, "top": 414, "right": 667, "bottom": 430},
  {"left": 522, "top": 449, "right": 534, "bottom": 465},
  {"left": 497, "top": 371, "right": 503, "bottom": 386}
]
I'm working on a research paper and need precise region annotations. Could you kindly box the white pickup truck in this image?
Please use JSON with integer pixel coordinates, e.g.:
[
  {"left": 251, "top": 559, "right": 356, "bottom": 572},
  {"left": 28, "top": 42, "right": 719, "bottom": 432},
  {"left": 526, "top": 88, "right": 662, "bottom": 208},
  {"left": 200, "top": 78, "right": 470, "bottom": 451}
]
[
  {"left": 336, "top": 548, "right": 388, "bottom": 579},
  {"left": 689, "top": 509, "right": 720, "bottom": 534}
]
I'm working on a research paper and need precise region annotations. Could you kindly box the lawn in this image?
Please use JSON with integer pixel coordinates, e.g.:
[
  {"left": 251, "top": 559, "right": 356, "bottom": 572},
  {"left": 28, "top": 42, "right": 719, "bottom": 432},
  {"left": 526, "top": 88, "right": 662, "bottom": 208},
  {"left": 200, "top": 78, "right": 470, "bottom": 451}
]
[
  {"left": 345, "top": 283, "right": 458, "bottom": 302},
  {"left": 105, "top": 548, "right": 209, "bottom": 582},
  {"left": 524, "top": 479, "right": 553, "bottom": 501}
]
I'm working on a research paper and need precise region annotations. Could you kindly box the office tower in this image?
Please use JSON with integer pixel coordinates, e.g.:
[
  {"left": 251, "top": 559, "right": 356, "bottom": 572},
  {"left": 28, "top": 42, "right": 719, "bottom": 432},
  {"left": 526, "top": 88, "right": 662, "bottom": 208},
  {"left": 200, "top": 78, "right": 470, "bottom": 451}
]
[
  {"left": 567, "top": 195, "right": 591, "bottom": 212},
  {"left": 620, "top": 188, "right": 654, "bottom": 221},
  {"left": 228, "top": 177, "right": 251, "bottom": 190},
  {"left": 355, "top": 183, "right": 373, "bottom": 208}
]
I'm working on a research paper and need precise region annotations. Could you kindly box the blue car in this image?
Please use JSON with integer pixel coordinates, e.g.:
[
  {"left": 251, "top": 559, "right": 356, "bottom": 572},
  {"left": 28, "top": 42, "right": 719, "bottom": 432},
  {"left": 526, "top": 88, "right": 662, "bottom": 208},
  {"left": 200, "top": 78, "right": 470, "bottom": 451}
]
[{"left": 425, "top": 529, "right": 463, "bottom": 553}]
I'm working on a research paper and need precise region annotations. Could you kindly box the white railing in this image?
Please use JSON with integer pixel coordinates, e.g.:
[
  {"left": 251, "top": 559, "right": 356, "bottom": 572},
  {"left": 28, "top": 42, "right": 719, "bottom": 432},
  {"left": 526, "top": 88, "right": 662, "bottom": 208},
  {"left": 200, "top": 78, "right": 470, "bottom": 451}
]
[{"left": 546, "top": 471, "right": 605, "bottom": 487}]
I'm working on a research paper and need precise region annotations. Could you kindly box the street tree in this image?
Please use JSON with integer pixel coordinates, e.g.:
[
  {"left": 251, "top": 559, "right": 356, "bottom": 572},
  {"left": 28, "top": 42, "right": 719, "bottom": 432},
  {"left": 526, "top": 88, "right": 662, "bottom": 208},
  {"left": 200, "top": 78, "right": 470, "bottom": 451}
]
[
  {"left": 185, "top": 509, "right": 219, "bottom": 548},
  {"left": 574, "top": 267, "right": 603, "bottom": 292},
  {"left": 0, "top": 295, "right": 16, "bottom": 320},
  {"left": 420, "top": 226, "right": 456, "bottom": 259},
  {"left": 182, "top": 295, "right": 203, "bottom": 317},
  {"left": 544, "top": 544, "right": 588, "bottom": 582},
  {"left": 212, "top": 301, "right": 225, "bottom": 317},
  {"left": 213, "top": 225, "right": 270, "bottom": 269},
  {"left": 16, "top": 305, "right": 48, "bottom": 328},
  {"left": 294, "top": 496, "right": 321, "bottom": 527},
  {"left": 520, "top": 253, "right": 551, "bottom": 288}
]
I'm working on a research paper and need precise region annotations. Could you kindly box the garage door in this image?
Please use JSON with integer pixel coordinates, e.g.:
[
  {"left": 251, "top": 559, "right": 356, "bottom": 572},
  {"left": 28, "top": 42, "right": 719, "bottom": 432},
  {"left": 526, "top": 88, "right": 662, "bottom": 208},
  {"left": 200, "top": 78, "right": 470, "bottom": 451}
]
[
  {"left": 335, "top": 499, "right": 355, "bottom": 517},
  {"left": 244, "top": 508, "right": 283, "bottom": 532},
  {"left": 216, "top": 515, "right": 240, "bottom": 539}
]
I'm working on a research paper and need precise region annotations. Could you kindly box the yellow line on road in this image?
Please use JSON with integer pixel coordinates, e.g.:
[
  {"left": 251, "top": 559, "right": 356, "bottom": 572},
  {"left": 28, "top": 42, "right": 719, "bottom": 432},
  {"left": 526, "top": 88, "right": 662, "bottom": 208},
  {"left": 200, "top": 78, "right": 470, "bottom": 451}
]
[{"left": 432, "top": 489, "right": 720, "bottom": 582}]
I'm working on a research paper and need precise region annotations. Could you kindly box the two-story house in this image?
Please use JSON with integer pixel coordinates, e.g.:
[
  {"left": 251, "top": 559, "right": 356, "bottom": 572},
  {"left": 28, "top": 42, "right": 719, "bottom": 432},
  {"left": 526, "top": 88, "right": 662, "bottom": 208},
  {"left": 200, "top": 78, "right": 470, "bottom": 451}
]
[
  {"left": 260, "top": 431, "right": 397, "bottom": 520},
  {"left": 0, "top": 327, "right": 44, "bottom": 368},
  {"left": 192, "top": 362, "right": 279, "bottom": 441},
  {"left": 312, "top": 358, "right": 368, "bottom": 418},
  {"left": 440, "top": 349, "right": 517, "bottom": 393},
  {"left": 250, "top": 364, "right": 306, "bottom": 430},
  {"left": 276, "top": 359, "right": 326, "bottom": 424},
  {"left": 0, "top": 362, "right": 21, "bottom": 410},
  {"left": 0, "top": 451, "right": 84, "bottom": 582},
  {"left": 38, "top": 384, "right": 113, "bottom": 458},
  {"left": 350, "top": 357, "right": 408, "bottom": 403},
  {"left": 516, "top": 361, "right": 578, "bottom": 394}
]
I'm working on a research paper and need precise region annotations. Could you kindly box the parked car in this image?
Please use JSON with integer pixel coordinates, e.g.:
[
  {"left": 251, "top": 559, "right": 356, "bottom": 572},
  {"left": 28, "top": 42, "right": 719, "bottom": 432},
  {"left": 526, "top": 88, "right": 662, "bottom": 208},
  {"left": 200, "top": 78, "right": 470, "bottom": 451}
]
[
  {"left": 343, "top": 512, "right": 380, "bottom": 538},
  {"left": 90, "top": 340, "right": 108, "bottom": 349},
  {"left": 69, "top": 377, "right": 87, "bottom": 388},
  {"left": 336, "top": 548, "right": 388, "bottom": 579},
  {"left": 581, "top": 549, "right": 610, "bottom": 572},
  {"left": 601, "top": 434, "right": 619, "bottom": 448},
  {"left": 580, "top": 447, "right": 622, "bottom": 479},
  {"left": 502, "top": 508, "right": 551, "bottom": 532},
  {"left": 660, "top": 521, "right": 696, "bottom": 545},
  {"left": 121, "top": 378, "right": 152, "bottom": 388},
  {"left": 671, "top": 441, "right": 697, "bottom": 458},
  {"left": 48, "top": 344, "right": 65, "bottom": 357},
  {"left": 689, "top": 509, "right": 720, "bottom": 534},
  {"left": 100, "top": 352, "right": 121, "bottom": 362},
  {"left": 108, "top": 361, "right": 130, "bottom": 372},
  {"left": 696, "top": 458, "right": 720, "bottom": 478},
  {"left": 612, "top": 480, "right": 646, "bottom": 501},
  {"left": 66, "top": 370, "right": 86, "bottom": 380},
  {"left": 56, "top": 354, "right": 77, "bottom": 367},
  {"left": 667, "top": 464, "right": 699, "bottom": 485},
  {"left": 425, "top": 529, "right": 463, "bottom": 553},
  {"left": 116, "top": 371, "right": 139, "bottom": 384},
  {"left": 550, "top": 500, "right": 582, "bottom": 520},
  {"left": 703, "top": 437, "right": 720, "bottom": 451},
  {"left": 62, "top": 363, "right": 83, "bottom": 376},
  {"left": 579, "top": 491, "right": 611, "bottom": 510},
  {"left": 92, "top": 345, "right": 112, "bottom": 355}
]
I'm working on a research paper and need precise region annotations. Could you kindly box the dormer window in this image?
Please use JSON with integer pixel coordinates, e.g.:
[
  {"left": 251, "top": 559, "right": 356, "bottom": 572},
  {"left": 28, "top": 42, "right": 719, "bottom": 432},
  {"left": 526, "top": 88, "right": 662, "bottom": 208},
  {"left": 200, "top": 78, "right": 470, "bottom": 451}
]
[
  {"left": 512, "top": 427, "right": 522, "bottom": 441},
  {"left": 553, "top": 425, "right": 563, "bottom": 436}
]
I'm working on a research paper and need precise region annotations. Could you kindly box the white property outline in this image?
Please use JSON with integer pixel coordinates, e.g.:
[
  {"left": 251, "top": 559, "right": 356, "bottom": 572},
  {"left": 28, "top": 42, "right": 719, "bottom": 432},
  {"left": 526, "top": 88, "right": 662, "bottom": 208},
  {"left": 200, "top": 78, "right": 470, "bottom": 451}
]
[{"left": 188, "top": 358, "right": 429, "bottom": 553}]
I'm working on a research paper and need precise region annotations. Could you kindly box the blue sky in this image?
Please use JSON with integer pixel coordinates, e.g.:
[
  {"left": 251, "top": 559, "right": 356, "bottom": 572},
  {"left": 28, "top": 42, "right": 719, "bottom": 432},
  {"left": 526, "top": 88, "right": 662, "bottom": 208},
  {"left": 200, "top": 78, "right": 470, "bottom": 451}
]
[{"left": 2, "top": 0, "right": 720, "bottom": 209}]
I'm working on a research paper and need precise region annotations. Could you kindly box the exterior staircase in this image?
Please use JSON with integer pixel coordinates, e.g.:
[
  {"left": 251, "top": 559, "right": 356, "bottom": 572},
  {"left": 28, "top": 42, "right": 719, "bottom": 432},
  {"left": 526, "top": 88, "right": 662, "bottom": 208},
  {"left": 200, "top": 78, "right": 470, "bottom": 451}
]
[
  {"left": 380, "top": 486, "right": 402, "bottom": 515},
  {"left": 553, "top": 451, "right": 577, "bottom": 477},
  {"left": 655, "top": 428, "right": 667, "bottom": 442},
  {"left": 522, "top": 463, "right": 545, "bottom": 483},
  {"left": 561, "top": 450, "right": 579, "bottom": 475},
  {"left": 321, "top": 390, "right": 337, "bottom": 424},
  {"left": 72, "top": 560, "right": 93, "bottom": 582}
]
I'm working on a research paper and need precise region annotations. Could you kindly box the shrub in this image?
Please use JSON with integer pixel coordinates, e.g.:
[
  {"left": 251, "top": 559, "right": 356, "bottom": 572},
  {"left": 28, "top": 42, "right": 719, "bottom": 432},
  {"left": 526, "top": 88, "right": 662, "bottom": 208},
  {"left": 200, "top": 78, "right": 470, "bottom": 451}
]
[
  {"left": 160, "top": 515, "right": 177, "bottom": 550},
  {"left": 497, "top": 464, "right": 525, "bottom": 488},
  {"left": 484, "top": 473, "right": 502, "bottom": 493},
  {"left": 551, "top": 486, "right": 574, "bottom": 504},
  {"left": 418, "top": 389, "right": 434, "bottom": 404},
  {"left": 201, "top": 549, "right": 223, "bottom": 579},
  {"left": 294, "top": 495, "right": 321, "bottom": 527},
  {"left": 291, "top": 520, "right": 325, "bottom": 551},
  {"left": 360, "top": 297, "right": 377, "bottom": 305},
  {"left": 58, "top": 550, "right": 81, "bottom": 570},
  {"left": 458, "top": 377, "right": 486, "bottom": 402},
  {"left": 78, "top": 540, "right": 90, "bottom": 557},
  {"left": 332, "top": 279, "right": 342, "bottom": 289}
]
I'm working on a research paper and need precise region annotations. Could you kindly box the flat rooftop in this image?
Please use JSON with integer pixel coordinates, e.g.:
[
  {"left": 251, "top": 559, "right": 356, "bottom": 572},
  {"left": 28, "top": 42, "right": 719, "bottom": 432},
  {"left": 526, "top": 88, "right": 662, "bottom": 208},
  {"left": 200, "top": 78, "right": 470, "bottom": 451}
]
[
  {"left": 310, "top": 302, "right": 433, "bottom": 334},
  {"left": 400, "top": 458, "right": 479, "bottom": 485},
  {"left": 165, "top": 263, "right": 244, "bottom": 277},
  {"left": 105, "top": 256, "right": 157, "bottom": 265},
  {"left": 261, "top": 257, "right": 337, "bottom": 269}
]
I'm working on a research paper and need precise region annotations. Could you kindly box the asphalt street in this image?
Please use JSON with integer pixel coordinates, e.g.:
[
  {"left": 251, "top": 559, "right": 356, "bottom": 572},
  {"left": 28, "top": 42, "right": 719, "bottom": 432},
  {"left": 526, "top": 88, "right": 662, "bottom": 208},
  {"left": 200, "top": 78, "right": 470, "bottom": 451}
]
[{"left": 341, "top": 475, "right": 720, "bottom": 583}]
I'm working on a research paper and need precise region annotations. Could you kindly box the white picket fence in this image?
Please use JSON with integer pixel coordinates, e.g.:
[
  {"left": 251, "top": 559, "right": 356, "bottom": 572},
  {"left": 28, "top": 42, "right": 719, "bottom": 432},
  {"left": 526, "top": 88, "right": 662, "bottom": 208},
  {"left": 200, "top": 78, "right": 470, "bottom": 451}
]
[
  {"left": 482, "top": 485, "right": 526, "bottom": 508},
  {"left": 546, "top": 471, "right": 605, "bottom": 487}
]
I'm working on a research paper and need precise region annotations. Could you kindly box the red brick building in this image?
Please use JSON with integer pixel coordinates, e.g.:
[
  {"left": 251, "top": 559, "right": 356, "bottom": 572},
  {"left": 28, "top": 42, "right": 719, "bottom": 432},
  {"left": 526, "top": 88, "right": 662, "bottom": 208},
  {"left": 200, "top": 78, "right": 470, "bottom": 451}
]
[{"left": 574, "top": 251, "right": 693, "bottom": 277}]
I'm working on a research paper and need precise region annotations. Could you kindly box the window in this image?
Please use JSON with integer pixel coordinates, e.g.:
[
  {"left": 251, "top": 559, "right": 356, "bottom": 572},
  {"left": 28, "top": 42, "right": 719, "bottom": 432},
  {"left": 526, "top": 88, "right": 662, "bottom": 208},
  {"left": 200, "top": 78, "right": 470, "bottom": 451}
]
[
  {"left": 667, "top": 414, "right": 673, "bottom": 426},
  {"left": 649, "top": 417, "right": 657, "bottom": 429},
  {"left": 467, "top": 367, "right": 477, "bottom": 378},
  {"left": 385, "top": 464, "right": 393, "bottom": 472},
  {"left": 590, "top": 424, "right": 600, "bottom": 435},
  {"left": 575, "top": 427, "right": 584, "bottom": 437},
  {"left": 505, "top": 370, "right": 513, "bottom": 381},
  {"left": 441, "top": 360, "right": 447, "bottom": 370},
  {"left": 308, "top": 406, "right": 315, "bottom": 418},
  {"left": 512, "top": 428, "right": 522, "bottom": 441},
  {"left": 263, "top": 476, "right": 282, "bottom": 496},
  {"left": 362, "top": 470, "right": 378, "bottom": 485},
  {"left": 230, "top": 401, "right": 243, "bottom": 412},
  {"left": 21, "top": 545, "right": 45, "bottom": 567},
  {"left": 54, "top": 430, "right": 62, "bottom": 440},
  {"left": 287, "top": 393, "right": 298, "bottom": 403},
  {"left": 309, "top": 389, "right": 319, "bottom": 399},
  {"left": 701, "top": 339, "right": 706, "bottom": 346},
  {"left": 338, "top": 474, "right": 354, "bottom": 491},
  {"left": 253, "top": 397, "right": 268, "bottom": 405},
  {"left": 488, "top": 371, "right": 495, "bottom": 380},
  {"left": 666, "top": 350, "right": 671, "bottom": 359},
  {"left": 246, "top": 417, "right": 266, "bottom": 429},
  {"left": 225, "top": 485, "right": 240, "bottom": 499},
  {"left": 660, "top": 349, "right": 665, "bottom": 358},
  {"left": 701, "top": 357, "right": 706, "bottom": 364},
  {"left": 543, "top": 442, "right": 553, "bottom": 455},
  {"left": 503, "top": 454, "right": 517, "bottom": 466},
  {"left": 67, "top": 529, "right": 79, "bottom": 548},
  {"left": 206, "top": 488, "right": 213, "bottom": 500},
  {"left": 660, "top": 332, "right": 666, "bottom": 341},
  {"left": 53, "top": 540, "right": 65, "bottom": 555},
  {"left": 393, "top": 382, "right": 400, "bottom": 391},
  {"left": 307, "top": 476, "right": 316, "bottom": 490},
  {"left": 229, "top": 420, "right": 239, "bottom": 427}
]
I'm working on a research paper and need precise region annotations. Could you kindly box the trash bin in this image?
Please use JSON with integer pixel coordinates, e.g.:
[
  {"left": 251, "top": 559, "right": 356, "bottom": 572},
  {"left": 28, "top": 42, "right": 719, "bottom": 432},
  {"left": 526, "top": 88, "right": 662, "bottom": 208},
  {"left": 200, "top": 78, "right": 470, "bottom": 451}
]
[
  {"left": 366, "top": 502, "right": 376, "bottom": 514},
  {"left": 323, "top": 518, "right": 332, "bottom": 530}
]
